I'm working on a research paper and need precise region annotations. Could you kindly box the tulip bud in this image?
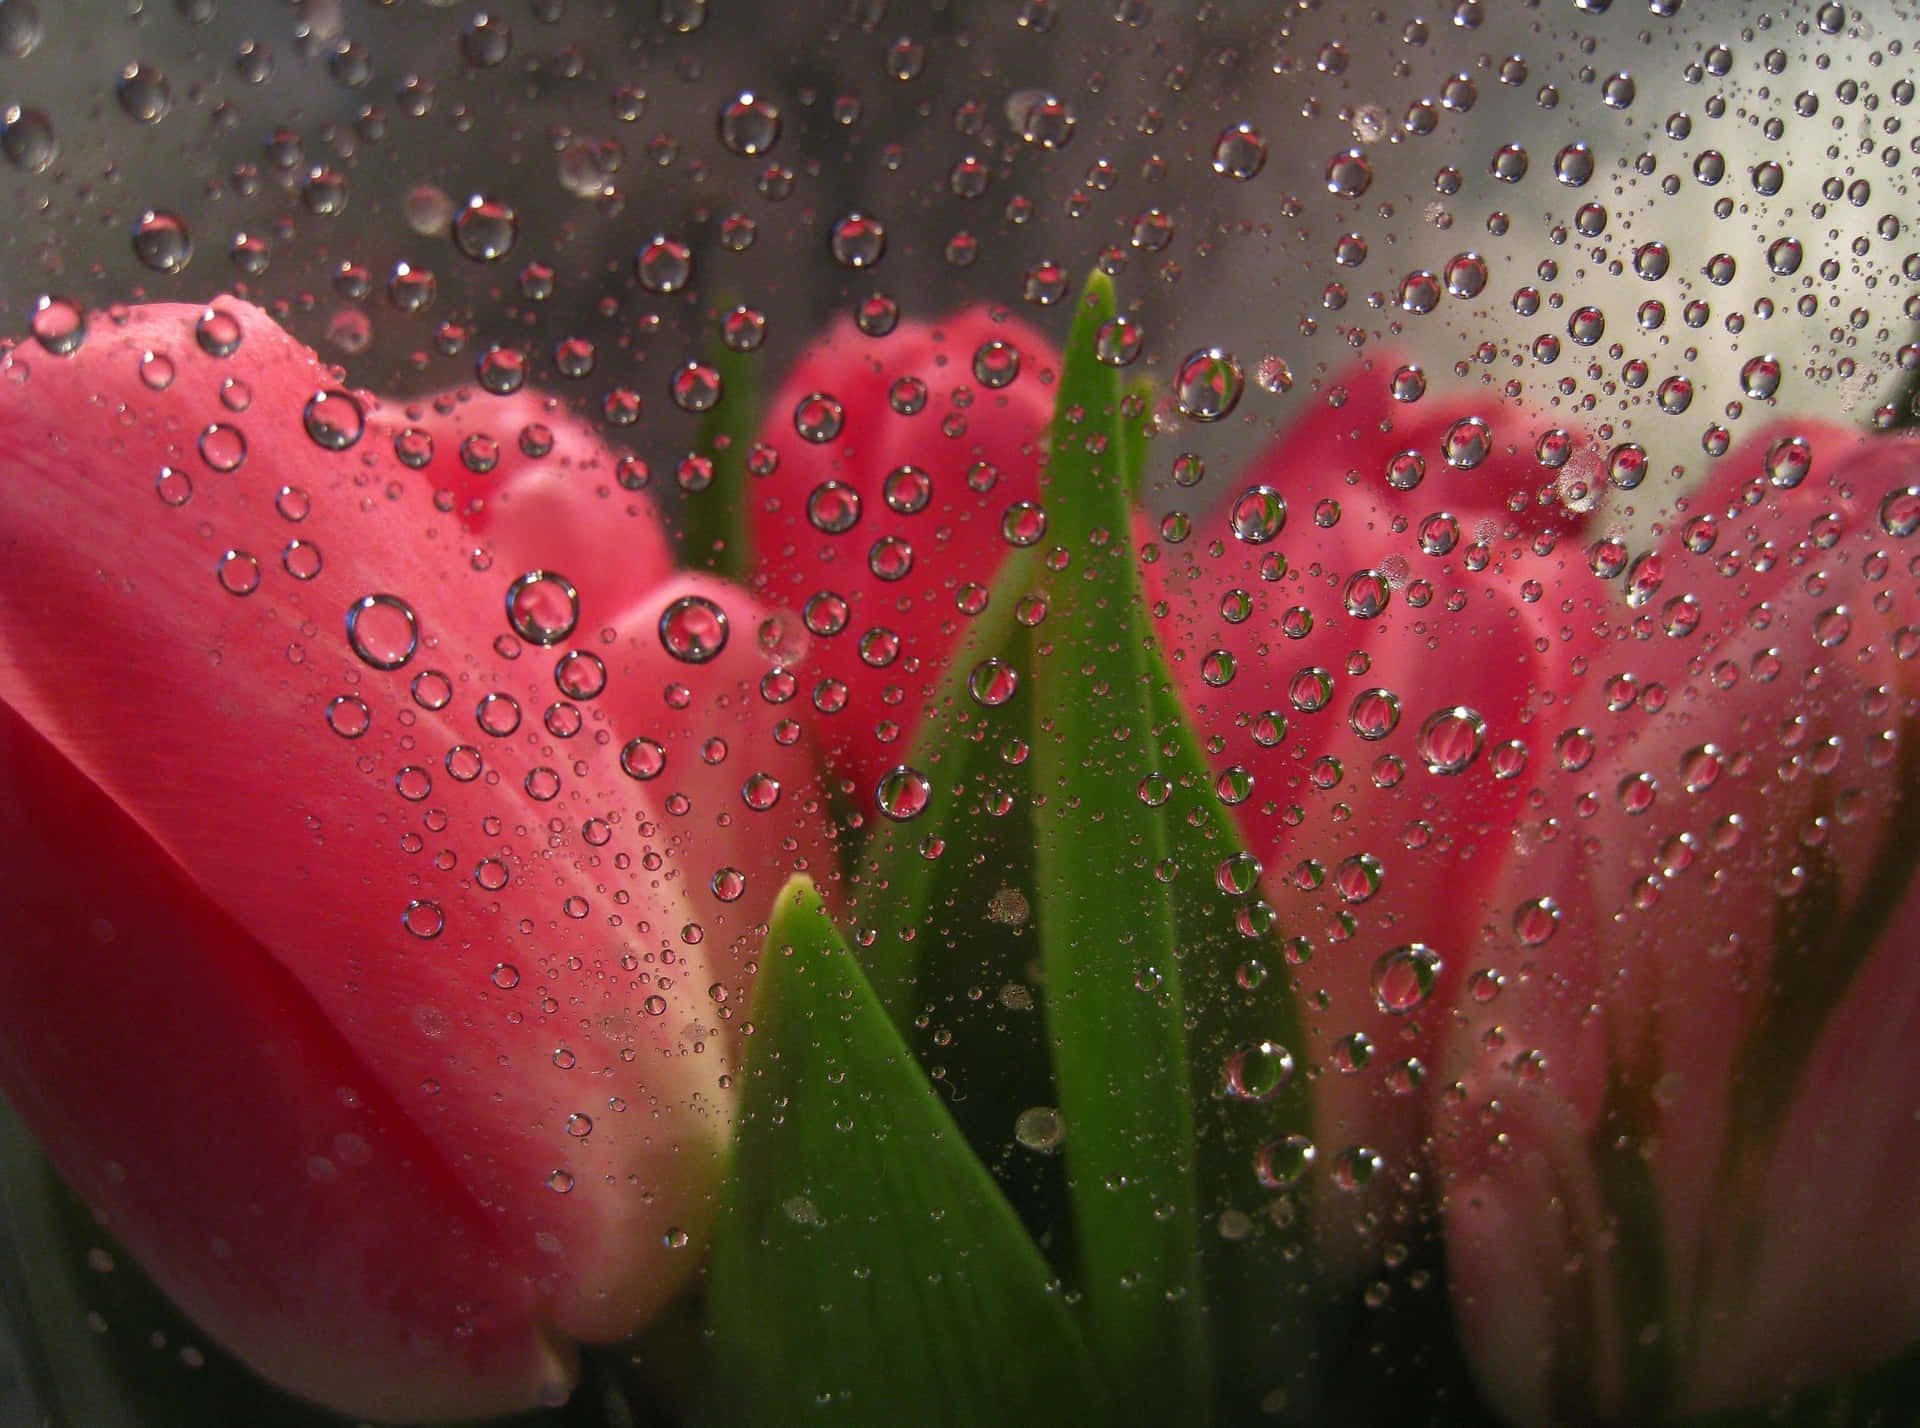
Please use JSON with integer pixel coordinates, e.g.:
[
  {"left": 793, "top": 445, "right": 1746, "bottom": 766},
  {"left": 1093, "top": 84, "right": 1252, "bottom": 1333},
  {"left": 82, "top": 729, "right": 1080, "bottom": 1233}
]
[
  {"left": 747, "top": 308, "right": 1059, "bottom": 808},
  {"left": 0, "top": 300, "right": 829, "bottom": 1421},
  {"left": 1430, "top": 424, "right": 1920, "bottom": 1423},
  {"left": 1141, "top": 357, "right": 1600, "bottom": 1262}
]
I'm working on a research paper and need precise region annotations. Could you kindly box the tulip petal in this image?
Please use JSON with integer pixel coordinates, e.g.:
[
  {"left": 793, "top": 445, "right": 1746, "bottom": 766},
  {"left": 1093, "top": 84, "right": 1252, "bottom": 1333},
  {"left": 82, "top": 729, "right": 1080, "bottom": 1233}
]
[
  {"left": 0, "top": 301, "right": 824, "bottom": 1413},
  {"left": 747, "top": 308, "right": 1060, "bottom": 803}
]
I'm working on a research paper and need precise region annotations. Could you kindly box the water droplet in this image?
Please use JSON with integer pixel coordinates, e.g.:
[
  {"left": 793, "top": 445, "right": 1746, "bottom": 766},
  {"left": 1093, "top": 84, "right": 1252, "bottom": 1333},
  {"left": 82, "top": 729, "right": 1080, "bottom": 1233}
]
[
  {"left": 793, "top": 392, "right": 845, "bottom": 443},
  {"left": 1254, "top": 1135, "right": 1315, "bottom": 1188},
  {"left": 28, "top": 295, "right": 85, "bottom": 355},
  {"left": 1216, "top": 852, "right": 1263, "bottom": 897},
  {"left": 1229, "top": 485, "right": 1286, "bottom": 543},
  {"left": 401, "top": 900, "right": 444, "bottom": 939},
  {"left": 1489, "top": 142, "right": 1528, "bottom": 182},
  {"left": 1325, "top": 149, "right": 1373, "bottom": 196},
  {"left": 876, "top": 766, "right": 932, "bottom": 821},
  {"left": 505, "top": 571, "right": 580, "bottom": 646},
  {"left": 302, "top": 389, "right": 365, "bottom": 451},
  {"left": 0, "top": 105, "right": 56, "bottom": 172},
  {"left": 0, "top": 1, "right": 42, "bottom": 58},
  {"left": 1417, "top": 707, "right": 1486, "bottom": 774},
  {"left": 1014, "top": 1106, "right": 1065, "bottom": 1152},
  {"left": 659, "top": 594, "right": 729, "bottom": 663},
  {"left": 972, "top": 340, "right": 1021, "bottom": 389},
  {"left": 1212, "top": 122, "right": 1267, "bottom": 180},
  {"left": 1878, "top": 486, "right": 1920, "bottom": 538},
  {"left": 670, "top": 360, "right": 723, "bottom": 413},
  {"left": 635, "top": 235, "right": 693, "bottom": 292},
  {"left": 453, "top": 196, "right": 519, "bottom": 261},
  {"left": 883, "top": 465, "right": 932, "bottom": 514},
  {"left": 1372, "top": 944, "right": 1442, "bottom": 1013},
  {"left": 346, "top": 595, "right": 420, "bottom": 671},
  {"left": 115, "top": 63, "right": 172, "bottom": 125},
  {"left": 1349, "top": 688, "right": 1401, "bottom": 741},
  {"left": 1553, "top": 142, "right": 1594, "bottom": 186},
  {"left": 829, "top": 212, "right": 887, "bottom": 268},
  {"left": 475, "top": 692, "right": 523, "bottom": 738},
  {"left": 155, "top": 466, "right": 192, "bottom": 507},
  {"left": 1512, "top": 896, "right": 1560, "bottom": 946},
  {"left": 719, "top": 91, "right": 781, "bottom": 155},
  {"left": 1010, "top": 90, "right": 1076, "bottom": 147},
  {"left": 1334, "top": 853, "right": 1384, "bottom": 903},
  {"left": 216, "top": 549, "right": 260, "bottom": 596},
  {"left": 327, "top": 694, "right": 372, "bottom": 739},
  {"left": 554, "top": 649, "right": 607, "bottom": 701},
  {"left": 1094, "top": 316, "right": 1145, "bottom": 366},
  {"left": 131, "top": 210, "right": 193, "bottom": 274},
  {"left": 1344, "top": 570, "right": 1392, "bottom": 619},
  {"left": 1223, "top": 1042, "right": 1294, "bottom": 1101},
  {"left": 968, "top": 658, "right": 1018, "bottom": 707},
  {"left": 806, "top": 480, "right": 862, "bottom": 534},
  {"left": 1740, "top": 355, "right": 1783, "bottom": 400}
]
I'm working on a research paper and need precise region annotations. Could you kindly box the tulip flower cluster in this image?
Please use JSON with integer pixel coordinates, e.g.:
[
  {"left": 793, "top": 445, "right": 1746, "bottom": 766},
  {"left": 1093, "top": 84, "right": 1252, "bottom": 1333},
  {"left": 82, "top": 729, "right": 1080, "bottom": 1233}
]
[{"left": 0, "top": 287, "right": 1914, "bottom": 1427}]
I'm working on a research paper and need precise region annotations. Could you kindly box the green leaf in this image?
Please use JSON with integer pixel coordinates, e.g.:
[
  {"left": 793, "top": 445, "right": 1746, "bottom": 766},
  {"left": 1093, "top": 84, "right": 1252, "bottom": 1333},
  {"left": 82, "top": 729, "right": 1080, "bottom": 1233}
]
[
  {"left": 1027, "top": 270, "right": 1209, "bottom": 1428},
  {"left": 704, "top": 876, "right": 1104, "bottom": 1428},
  {"left": 851, "top": 545, "right": 1039, "bottom": 1027},
  {"left": 680, "top": 318, "right": 761, "bottom": 578}
]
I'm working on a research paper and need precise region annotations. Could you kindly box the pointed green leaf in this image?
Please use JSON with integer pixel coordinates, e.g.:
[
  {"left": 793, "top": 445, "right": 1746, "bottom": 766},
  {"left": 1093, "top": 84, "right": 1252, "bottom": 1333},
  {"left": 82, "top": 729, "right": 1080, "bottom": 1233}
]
[
  {"left": 853, "top": 546, "right": 1039, "bottom": 1025},
  {"left": 705, "top": 877, "right": 1104, "bottom": 1428},
  {"left": 1027, "top": 270, "right": 1208, "bottom": 1428}
]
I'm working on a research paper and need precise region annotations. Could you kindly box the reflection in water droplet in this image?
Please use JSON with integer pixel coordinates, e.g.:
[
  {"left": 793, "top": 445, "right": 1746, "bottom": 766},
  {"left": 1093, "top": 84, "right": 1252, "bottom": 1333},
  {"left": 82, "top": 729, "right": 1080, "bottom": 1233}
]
[
  {"left": 1175, "top": 348, "right": 1244, "bottom": 422},
  {"left": 807, "top": 480, "right": 862, "bottom": 534},
  {"left": 659, "top": 594, "right": 730, "bottom": 663},
  {"left": 876, "top": 766, "right": 933, "bottom": 821},
  {"left": 1014, "top": 1106, "right": 1064, "bottom": 1152},
  {"left": 1, "top": 105, "right": 57, "bottom": 173},
  {"left": 1325, "top": 148, "right": 1373, "bottom": 196},
  {"left": 302, "top": 389, "right": 365, "bottom": 450},
  {"left": 402, "top": 900, "right": 445, "bottom": 939},
  {"left": 719, "top": 91, "right": 781, "bottom": 155},
  {"left": 346, "top": 595, "right": 420, "bottom": 671},
  {"left": 829, "top": 212, "right": 887, "bottom": 268},
  {"left": 1229, "top": 485, "right": 1286, "bottom": 543},
  {"left": 453, "top": 196, "right": 519, "bottom": 261},
  {"left": 327, "top": 694, "right": 372, "bottom": 739},
  {"left": 216, "top": 550, "right": 260, "bottom": 596},
  {"left": 115, "top": 62, "right": 171, "bottom": 124},
  {"left": 1223, "top": 1042, "right": 1293, "bottom": 1102},
  {"left": 635, "top": 235, "right": 694, "bottom": 292},
  {"left": 1417, "top": 707, "right": 1486, "bottom": 774},
  {"left": 1372, "top": 944, "right": 1442, "bottom": 1013},
  {"left": 29, "top": 295, "right": 85, "bottom": 354},
  {"left": 132, "top": 210, "right": 193, "bottom": 274},
  {"left": 1212, "top": 122, "right": 1267, "bottom": 180},
  {"left": 1254, "top": 1135, "right": 1315, "bottom": 1189},
  {"left": 505, "top": 571, "right": 580, "bottom": 646},
  {"left": 793, "top": 392, "right": 845, "bottom": 443}
]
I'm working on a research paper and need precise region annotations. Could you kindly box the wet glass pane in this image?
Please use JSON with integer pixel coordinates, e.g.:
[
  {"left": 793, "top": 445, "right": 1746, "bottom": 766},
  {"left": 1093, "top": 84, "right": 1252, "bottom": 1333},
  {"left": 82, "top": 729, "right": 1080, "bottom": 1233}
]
[{"left": 0, "top": 1, "right": 1915, "bottom": 1426}]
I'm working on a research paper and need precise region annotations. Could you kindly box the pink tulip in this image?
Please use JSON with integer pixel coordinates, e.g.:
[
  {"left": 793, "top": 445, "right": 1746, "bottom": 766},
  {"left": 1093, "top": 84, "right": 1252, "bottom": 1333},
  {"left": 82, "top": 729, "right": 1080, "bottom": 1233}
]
[
  {"left": 0, "top": 299, "right": 828, "bottom": 1421},
  {"left": 746, "top": 306, "right": 1060, "bottom": 809},
  {"left": 1141, "top": 359, "right": 1602, "bottom": 1251},
  {"left": 1429, "top": 422, "right": 1920, "bottom": 1423}
]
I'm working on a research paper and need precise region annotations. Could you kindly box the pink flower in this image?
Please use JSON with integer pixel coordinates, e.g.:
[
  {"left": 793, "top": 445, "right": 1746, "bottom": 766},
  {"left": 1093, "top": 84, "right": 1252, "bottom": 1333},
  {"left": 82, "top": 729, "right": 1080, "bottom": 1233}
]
[
  {"left": 0, "top": 300, "right": 828, "bottom": 1421},
  {"left": 747, "top": 307, "right": 1060, "bottom": 808},
  {"left": 1143, "top": 358, "right": 1600, "bottom": 1251},
  {"left": 1428, "top": 423, "right": 1920, "bottom": 1423}
]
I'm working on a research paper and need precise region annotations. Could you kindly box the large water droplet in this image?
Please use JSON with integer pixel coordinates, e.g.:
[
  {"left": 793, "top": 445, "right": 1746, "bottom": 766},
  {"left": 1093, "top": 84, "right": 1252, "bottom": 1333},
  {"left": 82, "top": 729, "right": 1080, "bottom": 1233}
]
[
  {"left": 659, "top": 594, "right": 730, "bottom": 663},
  {"left": 506, "top": 571, "right": 580, "bottom": 646},
  {"left": 346, "top": 594, "right": 420, "bottom": 670}
]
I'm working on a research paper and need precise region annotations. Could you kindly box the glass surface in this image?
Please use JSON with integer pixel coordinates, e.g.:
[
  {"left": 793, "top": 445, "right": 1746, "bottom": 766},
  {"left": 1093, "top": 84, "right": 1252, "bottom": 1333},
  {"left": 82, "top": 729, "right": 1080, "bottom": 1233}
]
[{"left": 0, "top": 1, "right": 1915, "bottom": 1426}]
